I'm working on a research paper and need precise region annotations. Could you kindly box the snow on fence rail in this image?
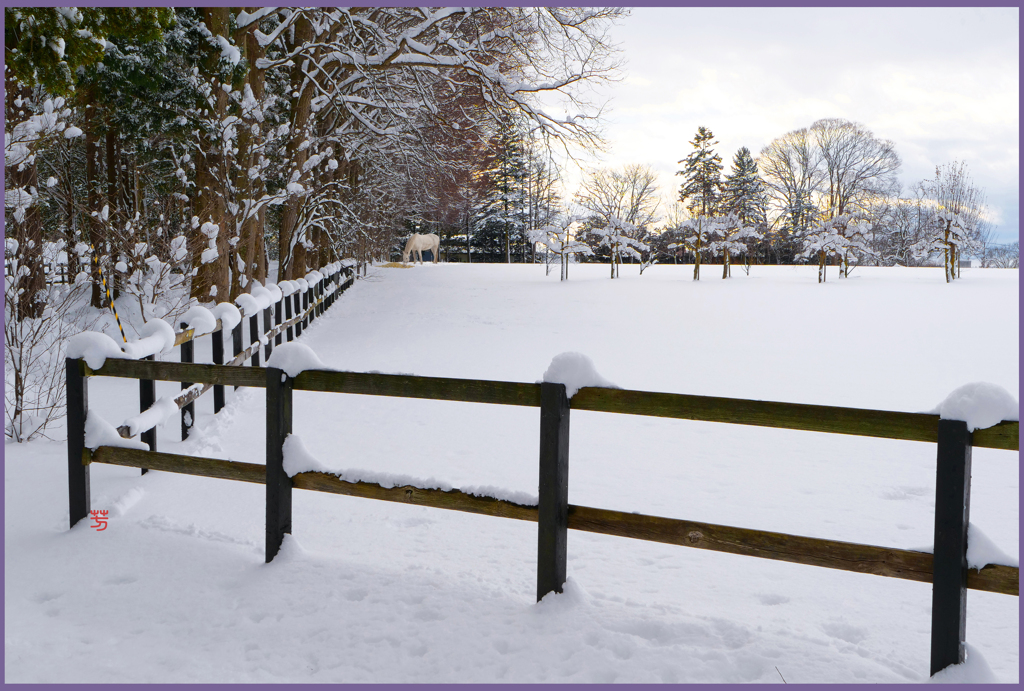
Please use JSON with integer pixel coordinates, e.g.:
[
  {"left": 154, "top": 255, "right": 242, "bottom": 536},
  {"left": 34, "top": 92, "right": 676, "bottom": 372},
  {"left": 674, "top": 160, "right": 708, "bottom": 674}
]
[
  {"left": 68, "top": 262, "right": 355, "bottom": 455},
  {"left": 66, "top": 360, "right": 1017, "bottom": 678}
]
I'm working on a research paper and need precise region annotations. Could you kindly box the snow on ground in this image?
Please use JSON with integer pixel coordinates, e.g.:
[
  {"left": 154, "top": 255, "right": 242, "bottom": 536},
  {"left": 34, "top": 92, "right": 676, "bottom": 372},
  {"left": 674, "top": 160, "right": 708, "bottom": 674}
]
[{"left": 5, "top": 263, "right": 1019, "bottom": 683}]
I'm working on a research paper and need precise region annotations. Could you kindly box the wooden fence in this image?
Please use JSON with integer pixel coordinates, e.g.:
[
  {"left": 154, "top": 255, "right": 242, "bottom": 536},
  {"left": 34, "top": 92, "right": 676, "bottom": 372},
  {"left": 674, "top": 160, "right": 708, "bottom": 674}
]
[
  {"left": 127, "top": 262, "right": 355, "bottom": 456},
  {"left": 67, "top": 350, "right": 1018, "bottom": 677}
]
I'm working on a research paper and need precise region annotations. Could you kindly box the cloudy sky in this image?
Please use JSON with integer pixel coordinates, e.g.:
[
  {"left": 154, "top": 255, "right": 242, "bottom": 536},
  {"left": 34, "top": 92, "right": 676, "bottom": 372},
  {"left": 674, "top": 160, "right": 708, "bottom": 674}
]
[{"left": 563, "top": 7, "right": 1019, "bottom": 243}]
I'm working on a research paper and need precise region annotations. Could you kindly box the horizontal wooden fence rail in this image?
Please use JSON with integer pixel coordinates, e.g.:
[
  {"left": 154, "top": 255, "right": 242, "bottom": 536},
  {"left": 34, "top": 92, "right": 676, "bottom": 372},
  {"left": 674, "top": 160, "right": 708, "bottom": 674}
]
[
  {"left": 84, "top": 444, "right": 1018, "bottom": 597},
  {"left": 68, "top": 350, "right": 1018, "bottom": 678},
  {"left": 81, "top": 362, "right": 1020, "bottom": 452},
  {"left": 570, "top": 388, "right": 1019, "bottom": 451}
]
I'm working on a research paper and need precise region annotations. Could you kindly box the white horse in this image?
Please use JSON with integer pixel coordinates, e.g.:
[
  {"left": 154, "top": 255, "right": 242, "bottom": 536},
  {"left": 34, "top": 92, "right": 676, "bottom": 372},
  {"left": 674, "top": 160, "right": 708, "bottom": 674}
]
[{"left": 402, "top": 233, "right": 440, "bottom": 264}]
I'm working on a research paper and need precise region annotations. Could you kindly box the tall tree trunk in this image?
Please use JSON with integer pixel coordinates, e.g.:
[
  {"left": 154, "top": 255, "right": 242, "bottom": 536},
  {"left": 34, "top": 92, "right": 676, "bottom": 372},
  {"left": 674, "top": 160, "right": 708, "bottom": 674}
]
[
  {"left": 104, "top": 125, "right": 123, "bottom": 300},
  {"left": 943, "top": 222, "right": 952, "bottom": 283},
  {"left": 693, "top": 231, "right": 701, "bottom": 281},
  {"left": 190, "top": 7, "right": 232, "bottom": 301},
  {"left": 230, "top": 10, "right": 268, "bottom": 298},
  {"left": 279, "top": 15, "right": 316, "bottom": 280},
  {"left": 83, "top": 97, "right": 105, "bottom": 307}
]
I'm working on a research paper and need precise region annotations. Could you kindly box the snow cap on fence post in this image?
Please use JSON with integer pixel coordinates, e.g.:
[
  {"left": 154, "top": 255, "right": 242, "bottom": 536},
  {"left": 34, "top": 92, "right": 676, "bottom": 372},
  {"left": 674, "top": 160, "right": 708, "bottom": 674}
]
[
  {"left": 931, "top": 382, "right": 1019, "bottom": 432},
  {"left": 137, "top": 319, "right": 176, "bottom": 354},
  {"left": 250, "top": 280, "right": 273, "bottom": 309},
  {"left": 265, "top": 342, "right": 328, "bottom": 378},
  {"left": 264, "top": 282, "right": 283, "bottom": 303},
  {"left": 67, "top": 331, "right": 129, "bottom": 369},
  {"left": 235, "top": 293, "right": 261, "bottom": 317},
  {"left": 120, "top": 319, "right": 176, "bottom": 360},
  {"left": 540, "top": 352, "right": 618, "bottom": 399},
  {"left": 180, "top": 305, "right": 218, "bottom": 336},
  {"left": 211, "top": 302, "right": 242, "bottom": 332}
]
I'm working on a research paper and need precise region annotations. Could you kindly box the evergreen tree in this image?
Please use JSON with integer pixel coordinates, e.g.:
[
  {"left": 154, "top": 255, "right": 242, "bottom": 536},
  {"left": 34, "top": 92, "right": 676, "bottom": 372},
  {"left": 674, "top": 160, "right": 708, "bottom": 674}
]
[
  {"left": 721, "top": 147, "right": 769, "bottom": 265},
  {"left": 76, "top": 10, "right": 204, "bottom": 304},
  {"left": 5, "top": 7, "right": 174, "bottom": 315},
  {"left": 721, "top": 147, "right": 768, "bottom": 228},
  {"left": 473, "top": 113, "right": 530, "bottom": 262},
  {"left": 676, "top": 126, "right": 722, "bottom": 217}
]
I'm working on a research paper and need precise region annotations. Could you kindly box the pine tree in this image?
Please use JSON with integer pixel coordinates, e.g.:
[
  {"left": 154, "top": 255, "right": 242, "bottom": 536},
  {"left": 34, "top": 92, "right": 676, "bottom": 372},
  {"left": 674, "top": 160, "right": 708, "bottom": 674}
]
[
  {"left": 721, "top": 147, "right": 769, "bottom": 267},
  {"left": 474, "top": 113, "right": 530, "bottom": 262},
  {"left": 676, "top": 126, "right": 723, "bottom": 217},
  {"left": 721, "top": 147, "right": 767, "bottom": 228},
  {"left": 5, "top": 8, "right": 174, "bottom": 316}
]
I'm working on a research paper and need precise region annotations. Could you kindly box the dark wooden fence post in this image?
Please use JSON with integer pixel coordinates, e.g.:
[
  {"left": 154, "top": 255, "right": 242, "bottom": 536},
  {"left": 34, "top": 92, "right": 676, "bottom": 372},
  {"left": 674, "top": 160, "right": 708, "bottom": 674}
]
[
  {"left": 249, "top": 313, "right": 260, "bottom": 367},
  {"left": 212, "top": 328, "right": 225, "bottom": 413},
  {"left": 263, "top": 307, "right": 273, "bottom": 360},
  {"left": 274, "top": 297, "right": 283, "bottom": 346},
  {"left": 294, "top": 292, "right": 302, "bottom": 338},
  {"left": 537, "top": 382, "right": 570, "bottom": 602},
  {"left": 140, "top": 354, "right": 155, "bottom": 473},
  {"left": 66, "top": 357, "right": 90, "bottom": 528},
  {"left": 930, "top": 418, "right": 973, "bottom": 676},
  {"left": 232, "top": 321, "right": 242, "bottom": 390},
  {"left": 180, "top": 323, "right": 194, "bottom": 440},
  {"left": 285, "top": 291, "right": 295, "bottom": 342},
  {"left": 266, "top": 367, "right": 293, "bottom": 562},
  {"left": 302, "top": 286, "right": 309, "bottom": 330}
]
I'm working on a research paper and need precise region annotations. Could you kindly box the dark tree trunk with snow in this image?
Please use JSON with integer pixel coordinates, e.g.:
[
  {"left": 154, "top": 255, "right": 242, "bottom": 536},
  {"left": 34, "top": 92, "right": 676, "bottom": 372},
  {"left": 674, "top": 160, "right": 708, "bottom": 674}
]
[
  {"left": 82, "top": 92, "right": 107, "bottom": 307},
  {"left": 190, "top": 7, "right": 232, "bottom": 301},
  {"left": 278, "top": 15, "right": 316, "bottom": 281},
  {"left": 229, "top": 13, "right": 269, "bottom": 299}
]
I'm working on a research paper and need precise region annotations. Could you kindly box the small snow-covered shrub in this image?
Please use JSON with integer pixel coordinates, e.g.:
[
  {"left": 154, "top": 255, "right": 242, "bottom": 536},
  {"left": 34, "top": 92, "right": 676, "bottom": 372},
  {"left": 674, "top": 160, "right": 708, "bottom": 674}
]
[{"left": 4, "top": 240, "right": 96, "bottom": 441}]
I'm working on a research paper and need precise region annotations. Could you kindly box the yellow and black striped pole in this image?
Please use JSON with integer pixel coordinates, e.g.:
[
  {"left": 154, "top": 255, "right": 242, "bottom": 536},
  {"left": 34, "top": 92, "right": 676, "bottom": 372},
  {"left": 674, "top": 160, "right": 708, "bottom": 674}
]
[{"left": 89, "top": 243, "right": 127, "bottom": 343}]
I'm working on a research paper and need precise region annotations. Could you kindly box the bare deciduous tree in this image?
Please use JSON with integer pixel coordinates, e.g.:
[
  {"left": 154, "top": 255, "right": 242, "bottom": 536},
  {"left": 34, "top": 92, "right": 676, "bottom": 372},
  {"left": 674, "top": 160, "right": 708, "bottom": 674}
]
[
  {"left": 757, "top": 127, "right": 822, "bottom": 244},
  {"left": 922, "top": 160, "right": 991, "bottom": 282},
  {"left": 575, "top": 164, "right": 660, "bottom": 277},
  {"left": 810, "top": 118, "right": 901, "bottom": 219}
]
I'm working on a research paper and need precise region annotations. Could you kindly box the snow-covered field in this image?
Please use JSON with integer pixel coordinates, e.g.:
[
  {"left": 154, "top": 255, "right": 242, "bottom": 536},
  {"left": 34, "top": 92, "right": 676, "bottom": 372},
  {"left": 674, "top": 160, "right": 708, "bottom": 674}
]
[{"left": 5, "top": 262, "right": 1019, "bottom": 683}]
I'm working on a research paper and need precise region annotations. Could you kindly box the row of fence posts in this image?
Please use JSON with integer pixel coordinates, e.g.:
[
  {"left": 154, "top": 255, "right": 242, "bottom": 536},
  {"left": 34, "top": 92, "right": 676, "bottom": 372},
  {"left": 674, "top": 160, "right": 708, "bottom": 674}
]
[{"left": 134, "top": 266, "right": 352, "bottom": 455}]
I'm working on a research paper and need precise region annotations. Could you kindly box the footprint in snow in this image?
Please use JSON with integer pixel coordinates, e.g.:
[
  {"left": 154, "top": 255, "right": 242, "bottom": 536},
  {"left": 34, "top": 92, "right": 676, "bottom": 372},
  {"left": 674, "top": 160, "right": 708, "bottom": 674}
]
[
  {"left": 756, "top": 593, "right": 790, "bottom": 606},
  {"left": 344, "top": 588, "right": 368, "bottom": 602},
  {"left": 821, "top": 620, "right": 868, "bottom": 645},
  {"left": 413, "top": 608, "right": 446, "bottom": 622}
]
